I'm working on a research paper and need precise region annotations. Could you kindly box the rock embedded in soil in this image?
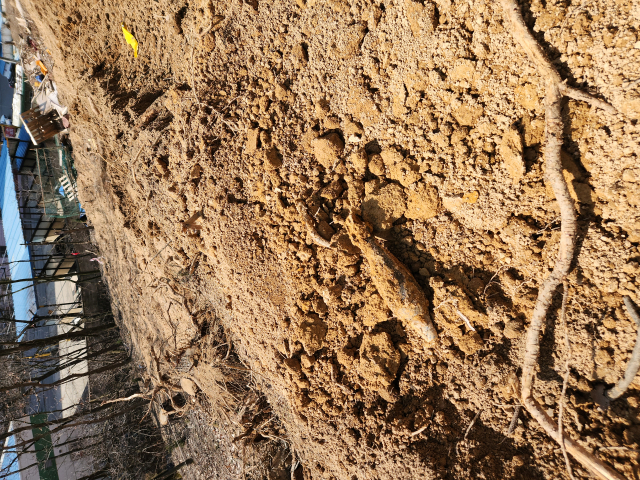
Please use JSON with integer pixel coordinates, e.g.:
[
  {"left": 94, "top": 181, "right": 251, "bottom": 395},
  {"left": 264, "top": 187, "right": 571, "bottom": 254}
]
[
  {"left": 262, "top": 146, "right": 282, "bottom": 170},
  {"left": 245, "top": 128, "right": 259, "bottom": 154},
  {"left": 316, "top": 220, "right": 335, "bottom": 241},
  {"left": 159, "top": 409, "right": 169, "bottom": 426},
  {"left": 343, "top": 119, "right": 364, "bottom": 142},
  {"left": 368, "top": 153, "right": 385, "bottom": 176}
]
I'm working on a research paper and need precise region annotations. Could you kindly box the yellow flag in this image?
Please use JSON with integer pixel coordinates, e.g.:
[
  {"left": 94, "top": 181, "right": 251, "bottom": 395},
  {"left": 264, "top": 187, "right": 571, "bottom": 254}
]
[{"left": 121, "top": 23, "right": 138, "bottom": 58}]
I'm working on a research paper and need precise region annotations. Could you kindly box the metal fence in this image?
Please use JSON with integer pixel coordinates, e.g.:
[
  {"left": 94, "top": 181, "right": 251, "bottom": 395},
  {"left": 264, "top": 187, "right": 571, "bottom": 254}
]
[{"left": 35, "top": 146, "right": 80, "bottom": 218}]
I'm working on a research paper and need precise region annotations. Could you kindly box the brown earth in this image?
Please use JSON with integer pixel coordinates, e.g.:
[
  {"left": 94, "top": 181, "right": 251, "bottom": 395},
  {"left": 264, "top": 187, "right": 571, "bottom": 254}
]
[{"left": 11, "top": 0, "right": 640, "bottom": 478}]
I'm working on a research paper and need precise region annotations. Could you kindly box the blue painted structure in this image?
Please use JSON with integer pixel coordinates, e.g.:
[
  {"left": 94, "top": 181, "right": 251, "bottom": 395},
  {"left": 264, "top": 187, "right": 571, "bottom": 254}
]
[
  {"left": 0, "top": 433, "right": 20, "bottom": 480},
  {"left": 14, "top": 126, "right": 31, "bottom": 170},
  {"left": 0, "top": 140, "right": 36, "bottom": 323}
]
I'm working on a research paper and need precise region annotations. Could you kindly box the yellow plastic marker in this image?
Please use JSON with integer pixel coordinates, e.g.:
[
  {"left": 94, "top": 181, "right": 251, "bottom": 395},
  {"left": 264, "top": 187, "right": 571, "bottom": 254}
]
[{"left": 121, "top": 23, "right": 138, "bottom": 58}]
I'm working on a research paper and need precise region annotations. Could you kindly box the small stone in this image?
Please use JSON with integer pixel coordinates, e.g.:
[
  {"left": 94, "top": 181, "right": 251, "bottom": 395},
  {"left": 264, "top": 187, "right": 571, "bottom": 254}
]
[
  {"left": 245, "top": 128, "right": 259, "bottom": 154},
  {"left": 283, "top": 357, "right": 302, "bottom": 374},
  {"left": 343, "top": 119, "right": 364, "bottom": 138},
  {"left": 368, "top": 154, "right": 385, "bottom": 175},
  {"left": 316, "top": 220, "right": 335, "bottom": 241},
  {"left": 180, "top": 377, "right": 198, "bottom": 396},
  {"left": 463, "top": 191, "right": 479, "bottom": 204},
  {"left": 312, "top": 296, "right": 328, "bottom": 315},
  {"left": 274, "top": 83, "right": 290, "bottom": 101},
  {"left": 262, "top": 146, "right": 282, "bottom": 170},
  {"left": 320, "top": 180, "right": 344, "bottom": 200},
  {"left": 159, "top": 409, "right": 169, "bottom": 425},
  {"left": 297, "top": 246, "right": 313, "bottom": 262},
  {"left": 190, "top": 164, "right": 202, "bottom": 181},
  {"left": 300, "top": 354, "right": 315, "bottom": 369}
]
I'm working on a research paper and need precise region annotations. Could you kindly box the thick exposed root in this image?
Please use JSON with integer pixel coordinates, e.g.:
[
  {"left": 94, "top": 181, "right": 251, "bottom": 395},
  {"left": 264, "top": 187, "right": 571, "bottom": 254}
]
[
  {"left": 606, "top": 297, "right": 640, "bottom": 401},
  {"left": 499, "top": 1, "right": 624, "bottom": 479}
]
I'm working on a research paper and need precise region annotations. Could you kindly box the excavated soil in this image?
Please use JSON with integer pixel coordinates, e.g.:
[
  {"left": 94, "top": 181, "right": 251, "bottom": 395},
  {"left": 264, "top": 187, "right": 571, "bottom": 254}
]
[{"left": 13, "top": 0, "right": 640, "bottom": 478}]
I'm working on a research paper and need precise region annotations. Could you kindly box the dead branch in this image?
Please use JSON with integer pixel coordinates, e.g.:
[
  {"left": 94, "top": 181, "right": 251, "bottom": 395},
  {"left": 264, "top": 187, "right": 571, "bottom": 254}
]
[
  {"left": 606, "top": 296, "right": 640, "bottom": 400},
  {"left": 463, "top": 410, "right": 482, "bottom": 441},
  {"left": 101, "top": 393, "right": 151, "bottom": 406},
  {"left": 499, "top": 1, "right": 624, "bottom": 479}
]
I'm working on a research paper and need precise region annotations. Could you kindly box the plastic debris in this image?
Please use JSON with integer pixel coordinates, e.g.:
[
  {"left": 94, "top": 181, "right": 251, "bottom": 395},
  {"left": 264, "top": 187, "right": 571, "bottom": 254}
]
[
  {"left": 36, "top": 60, "right": 48, "bottom": 75},
  {"left": 121, "top": 23, "right": 138, "bottom": 58}
]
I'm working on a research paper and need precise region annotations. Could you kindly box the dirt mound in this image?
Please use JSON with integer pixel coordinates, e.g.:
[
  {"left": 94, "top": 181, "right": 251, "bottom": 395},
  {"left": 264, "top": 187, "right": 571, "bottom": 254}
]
[{"left": 16, "top": 0, "right": 640, "bottom": 477}]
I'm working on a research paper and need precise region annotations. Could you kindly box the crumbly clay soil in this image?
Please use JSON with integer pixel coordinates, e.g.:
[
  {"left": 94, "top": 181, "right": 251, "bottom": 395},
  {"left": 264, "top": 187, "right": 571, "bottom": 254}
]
[{"left": 13, "top": 0, "right": 640, "bottom": 477}]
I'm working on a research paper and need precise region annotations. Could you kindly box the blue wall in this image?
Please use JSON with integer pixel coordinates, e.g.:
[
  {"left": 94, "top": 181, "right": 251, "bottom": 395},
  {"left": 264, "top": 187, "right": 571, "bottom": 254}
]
[{"left": 0, "top": 140, "right": 36, "bottom": 322}]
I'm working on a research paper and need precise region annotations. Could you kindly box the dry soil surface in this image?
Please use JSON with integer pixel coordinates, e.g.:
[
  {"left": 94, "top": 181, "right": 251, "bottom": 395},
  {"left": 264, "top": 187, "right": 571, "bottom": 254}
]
[{"left": 13, "top": 0, "right": 640, "bottom": 478}]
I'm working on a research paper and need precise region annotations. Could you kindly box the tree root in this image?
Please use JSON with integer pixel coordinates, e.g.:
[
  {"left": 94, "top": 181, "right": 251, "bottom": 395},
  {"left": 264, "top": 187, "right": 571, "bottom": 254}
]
[
  {"left": 606, "top": 296, "right": 640, "bottom": 401},
  {"left": 499, "top": 1, "right": 624, "bottom": 479}
]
